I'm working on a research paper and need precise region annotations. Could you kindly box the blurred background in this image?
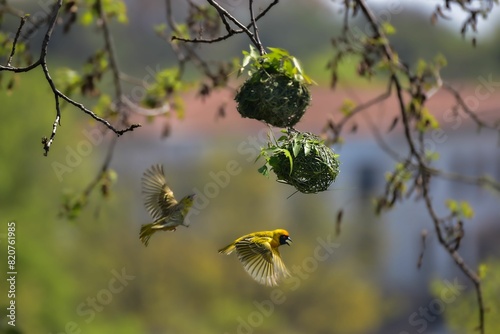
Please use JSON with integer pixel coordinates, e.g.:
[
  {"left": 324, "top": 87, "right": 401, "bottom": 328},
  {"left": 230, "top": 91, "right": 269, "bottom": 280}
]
[{"left": 1, "top": 1, "right": 500, "bottom": 333}]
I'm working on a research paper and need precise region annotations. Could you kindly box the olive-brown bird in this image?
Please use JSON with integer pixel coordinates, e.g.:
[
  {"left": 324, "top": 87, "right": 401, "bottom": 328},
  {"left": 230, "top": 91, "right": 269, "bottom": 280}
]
[
  {"left": 139, "top": 164, "right": 195, "bottom": 247},
  {"left": 218, "top": 229, "right": 292, "bottom": 286}
]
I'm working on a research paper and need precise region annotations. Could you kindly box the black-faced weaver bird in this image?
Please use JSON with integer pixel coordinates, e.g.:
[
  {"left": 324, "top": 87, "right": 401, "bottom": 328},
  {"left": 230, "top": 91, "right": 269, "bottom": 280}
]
[{"left": 219, "top": 229, "right": 292, "bottom": 286}]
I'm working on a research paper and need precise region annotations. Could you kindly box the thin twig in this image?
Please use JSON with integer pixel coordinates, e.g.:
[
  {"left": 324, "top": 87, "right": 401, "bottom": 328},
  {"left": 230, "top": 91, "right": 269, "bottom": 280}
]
[
  {"left": 172, "top": 0, "right": 268, "bottom": 52},
  {"left": 340, "top": 80, "right": 393, "bottom": 126},
  {"left": 443, "top": 83, "right": 500, "bottom": 131},
  {"left": 364, "top": 110, "right": 402, "bottom": 162},
  {"left": 96, "top": 0, "right": 122, "bottom": 100},
  {"left": 7, "top": 14, "right": 28, "bottom": 66},
  {"left": 421, "top": 172, "right": 484, "bottom": 333},
  {"left": 249, "top": 0, "right": 264, "bottom": 55},
  {"left": 82, "top": 135, "right": 118, "bottom": 199},
  {"left": 426, "top": 167, "right": 500, "bottom": 193},
  {"left": 38, "top": 0, "right": 64, "bottom": 156},
  {"left": 324, "top": 81, "right": 393, "bottom": 144},
  {"left": 417, "top": 229, "right": 427, "bottom": 269},
  {"left": 391, "top": 74, "right": 422, "bottom": 163}
]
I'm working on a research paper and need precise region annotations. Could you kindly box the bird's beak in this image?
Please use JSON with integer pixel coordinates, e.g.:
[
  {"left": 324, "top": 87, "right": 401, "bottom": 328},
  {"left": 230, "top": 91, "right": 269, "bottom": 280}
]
[{"left": 285, "top": 237, "right": 292, "bottom": 246}]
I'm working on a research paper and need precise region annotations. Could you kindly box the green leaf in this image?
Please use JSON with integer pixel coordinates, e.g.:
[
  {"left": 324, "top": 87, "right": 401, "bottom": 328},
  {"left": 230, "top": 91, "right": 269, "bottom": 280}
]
[
  {"left": 381, "top": 22, "right": 396, "bottom": 35},
  {"left": 292, "top": 140, "right": 301, "bottom": 157},
  {"left": 267, "top": 47, "right": 289, "bottom": 57},
  {"left": 172, "top": 24, "right": 190, "bottom": 40},
  {"left": 446, "top": 200, "right": 474, "bottom": 219},
  {"left": 93, "top": 94, "right": 112, "bottom": 116},
  {"left": 254, "top": 152, "right": 264, "bottom": 163},
  {"left": 446, "top": 199, "right": 458, "bottom": 213},
  {"left": 416, "top": 59, "right": 427, "bottom": 77},
  {"left": 237, "top": 46, "right": 313, "bottom": 85},
  {"left": 54, "top": 68, "right": 82, "bottom": 96},
  {"left": 154, "top": 23, "right": 167, "bottom": 35},
  {"left": 391, "top": 52, "right": 399, "bottom": 66},
  {"left": 241, "top": 55, "right": 251, "bottom": 70},
  {"left": 106, "top": 168, "right": 118, "bottom": 183},
  {"left": 291, "top": 57, "right": 303, "bottom": 75},
  {"left": 281, "top": 149, "right": 293, "bottom": 175},
  {"left": 277, "top": 135, "right": 288, "bottom": 142},
  {"left": 80, "top": 11, "right": 95, "bottom": 26},
  {"left": 459, "top": 201, "right": 474, "bottom": 219},
  {"left": 340, "top": 98, "right": 357, "bottom": 116},
  {"left": 425, "top": 151, "right": 440, "bottom": 161},
  {"left": 301, "top": 73, "right": 315, "bottom": 85},
  {"left": 249, "top": 45, "right": 260, "bottom": 59},
  {"left": 258, "top": 164, "right": 269, "bottom": 177},
  {"left": 478, "top": 263, "right": 488, "bottom": 279},
  {"left": 101, "top": 0, "right": 128, "bottom": 23},
  {"left": 417, "top": 108, "right": 440, "bottom": 131},
  {"left": 304, "top": 142, "right": 311, "bottom": 156},
  {"left": 433, "top": 53, "right": 448, "bottom": 68}
]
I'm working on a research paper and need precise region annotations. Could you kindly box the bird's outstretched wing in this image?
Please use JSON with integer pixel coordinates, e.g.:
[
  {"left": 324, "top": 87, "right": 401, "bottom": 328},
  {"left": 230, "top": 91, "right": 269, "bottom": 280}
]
[
  {"left": 142, "top": 164, "right": 178, "bottom": 219},
  {"left": 235, "top": 237, "right": 290, "bottom": 286}
]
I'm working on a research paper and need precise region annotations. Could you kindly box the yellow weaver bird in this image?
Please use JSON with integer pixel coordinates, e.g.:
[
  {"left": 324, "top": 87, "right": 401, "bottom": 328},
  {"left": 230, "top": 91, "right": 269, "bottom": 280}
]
[
  {"left": 139, "top": 164, "right": 195, "bottom": 247},
  {"left": 219, "top": 229, "right": 292, "bottom": 286}
]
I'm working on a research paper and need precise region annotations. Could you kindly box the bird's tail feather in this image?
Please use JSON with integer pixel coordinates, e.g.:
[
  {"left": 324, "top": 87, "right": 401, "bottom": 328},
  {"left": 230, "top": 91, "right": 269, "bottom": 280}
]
[
  {"left": 140, "top": 222, "right": 178, "bottom": 246},
  {"left": 139, "top": 223, "right": 155, "bottom": 247}
]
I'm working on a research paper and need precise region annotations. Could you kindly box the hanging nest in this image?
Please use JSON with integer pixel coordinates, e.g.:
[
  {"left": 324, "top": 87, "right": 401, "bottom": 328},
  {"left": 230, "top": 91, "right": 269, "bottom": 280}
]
[
  {"left": 235, "top": 69, "right": 311, "bottom": 127},
  {"left": 259, "top": 129, "right": 340, "bottom": 194}
]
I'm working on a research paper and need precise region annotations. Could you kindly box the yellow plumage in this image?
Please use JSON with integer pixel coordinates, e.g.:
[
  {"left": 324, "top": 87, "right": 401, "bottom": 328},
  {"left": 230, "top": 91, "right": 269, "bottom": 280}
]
[
  {"left": 219, "top": 229, "right": 292, "bottom": 286},
  {"left": 139, "top": 164, "right": 195, "bottom": 246}
]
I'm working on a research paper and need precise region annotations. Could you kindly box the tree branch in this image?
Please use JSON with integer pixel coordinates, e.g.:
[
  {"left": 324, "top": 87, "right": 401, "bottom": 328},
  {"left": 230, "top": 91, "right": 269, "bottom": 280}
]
[
  {"left": 421, "top": 171, "right": 484, "bottom": 333},
  {"left": 0, "top": 0, "right": 140, "bottom": 156},
  {"left": 443, "top": 83, "right": 500, "bottom": 131},
  {"left": 96, "top": 0, "right": 123, "bottom": 102},
  {"left": 171, "top": 0, "right": 272, "bottom": 54},
  {"left": 82, "top": 135, "right": 118, "bottom": 199},
  {"left": 351, "top": 1, "right": 487, "bottom": 332},
  {"left": 248, "top": 0, "right": 264, "bottom": 55},
  {"left": 7, "top": 14, "right": 28, "bottom": 66},
  {"left": 324, "top": 80, "right": 393, "bottom": 144}
]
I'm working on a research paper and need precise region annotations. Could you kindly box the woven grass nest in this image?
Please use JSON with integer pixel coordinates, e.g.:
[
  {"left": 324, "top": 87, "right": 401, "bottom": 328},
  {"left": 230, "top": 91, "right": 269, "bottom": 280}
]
[
  {"left": 259, "top": 129, "right": 340, "bottom": 194},
  {"left": 235, "top": 69, "right": 311, "bottom": 127}
]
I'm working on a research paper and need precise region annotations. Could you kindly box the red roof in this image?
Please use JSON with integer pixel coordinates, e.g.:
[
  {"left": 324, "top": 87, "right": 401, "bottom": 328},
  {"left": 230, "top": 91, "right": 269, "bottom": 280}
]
[{"left": 131, "top": 84, "right": 500, "bottom": 138}]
